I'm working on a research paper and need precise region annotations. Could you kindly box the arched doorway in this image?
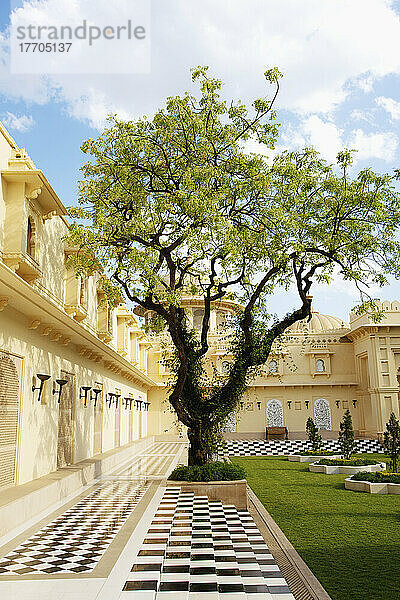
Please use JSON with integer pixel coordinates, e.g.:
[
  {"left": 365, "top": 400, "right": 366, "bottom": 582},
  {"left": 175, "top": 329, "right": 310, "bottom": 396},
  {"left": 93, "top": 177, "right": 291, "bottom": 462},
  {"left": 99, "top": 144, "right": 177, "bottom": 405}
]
[
  {"left": 266, "top": 399, "right": 284, "bottom": 427},
  {"left": 314, "top": 398, "right": 331, "bottom": 430}
]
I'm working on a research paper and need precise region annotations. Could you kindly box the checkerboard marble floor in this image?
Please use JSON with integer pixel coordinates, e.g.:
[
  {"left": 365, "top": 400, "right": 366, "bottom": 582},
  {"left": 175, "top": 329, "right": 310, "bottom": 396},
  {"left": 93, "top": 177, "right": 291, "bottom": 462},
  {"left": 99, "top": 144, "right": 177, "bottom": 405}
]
[
  {"left": 120, "top": 487, "right": 295, "bottom": 600},
  {"left": 222, "top": 438, "right": 383, "bottom": 457},
  {"left": 0, "top": 479, "right": 150, "bottom": 576},
  {"left": 114, "top": 443, "right": 186, "bottom": 479}
]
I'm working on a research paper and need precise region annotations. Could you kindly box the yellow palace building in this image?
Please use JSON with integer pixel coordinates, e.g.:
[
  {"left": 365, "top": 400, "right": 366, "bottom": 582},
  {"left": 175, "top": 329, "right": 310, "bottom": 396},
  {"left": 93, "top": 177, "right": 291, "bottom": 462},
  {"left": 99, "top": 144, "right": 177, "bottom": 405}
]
[{"left": 0, "top": 120, "right": 398, "bottom": 507}]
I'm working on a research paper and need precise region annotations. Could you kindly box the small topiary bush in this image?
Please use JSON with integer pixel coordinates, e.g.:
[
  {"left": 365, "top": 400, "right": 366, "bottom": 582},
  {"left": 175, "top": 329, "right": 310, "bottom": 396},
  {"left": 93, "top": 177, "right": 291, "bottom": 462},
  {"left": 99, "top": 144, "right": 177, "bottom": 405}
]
[
  {"left": 317, "top": 457, "right": 384, "bottom": 466},
  {"left": 169, "top": 461, "right": 246, "bottom": 482},
  {"left": 339, "top": 409, "right": 356, "bottom": 459},
  {"left": 350, "top": 471, "right": 400, "bottom": 484},
  {"left": 306, "top": 417, "right": 323, "bottom": 453}
]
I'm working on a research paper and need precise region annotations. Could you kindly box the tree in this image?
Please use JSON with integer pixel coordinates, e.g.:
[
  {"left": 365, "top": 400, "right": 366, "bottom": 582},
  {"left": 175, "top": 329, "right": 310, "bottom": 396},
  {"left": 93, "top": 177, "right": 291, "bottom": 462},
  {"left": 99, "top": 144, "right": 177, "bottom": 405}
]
[
  {"left": 306, "top": 417, "right": 322, "bottom": 453},
  {"left": 68, "top": 66, "right": 400, "bottom": 465},
  {"left": 383, "top": 412, "right": 400, "bottom": 472},
  {"left": 339, "top": 410, "right": 356, "bottom": 459}
]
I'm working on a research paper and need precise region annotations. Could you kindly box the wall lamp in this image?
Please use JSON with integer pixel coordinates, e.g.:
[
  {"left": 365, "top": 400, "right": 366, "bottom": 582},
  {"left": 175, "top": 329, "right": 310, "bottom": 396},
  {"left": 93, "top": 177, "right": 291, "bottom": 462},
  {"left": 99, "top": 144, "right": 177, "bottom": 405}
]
[
  {"left": 124, "top": 397, "right": 134, "bottom": 410},
  {"left": 352, "top": 399, "right": 358, "bottom": 408},
  {"left": 106, "top": 392, "right": 120, "bottom": 408},
  {"left": 336, "top": 400, "right": 340, "bottom": 408},
  {"left": 143, "top": 402, "right": 150, "bottom": 411},
  {"left": 52, "top": 378, "right": 68, "bottom": 403},
  {"left": 32, "top": 374, "right": 51, "bottom": 402},
  {"left": 287, "top": 401, "right": 292, "bottom": 409},
  {"left": 91, "top": 388, "right": 102, "bottom": 407},
  {"left": 80, "top": 386, "right": 92, "bottom": 407},
  {"left": 305, "top": 400, "right": 310, "bottom": 409},
  {"left": 257, "top": 401, "right": 261, "bottom": 410}
]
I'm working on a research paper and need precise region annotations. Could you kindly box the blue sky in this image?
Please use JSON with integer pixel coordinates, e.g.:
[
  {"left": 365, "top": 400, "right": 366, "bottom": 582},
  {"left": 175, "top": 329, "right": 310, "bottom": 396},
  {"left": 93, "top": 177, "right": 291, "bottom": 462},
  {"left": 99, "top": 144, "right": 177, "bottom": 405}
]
[{"left": 1, "top": 0, "right": 400, "bottom": 321}]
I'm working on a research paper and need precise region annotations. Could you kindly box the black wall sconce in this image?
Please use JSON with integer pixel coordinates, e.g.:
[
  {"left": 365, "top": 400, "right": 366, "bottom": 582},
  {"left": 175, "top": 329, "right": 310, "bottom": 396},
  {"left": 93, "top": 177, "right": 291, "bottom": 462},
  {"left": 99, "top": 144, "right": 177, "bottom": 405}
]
[
  {"left": 91, "top": 388, "right": 102, "bottom": 407},
  {"left": 257, "top": 402, "right": 261, "bottom": 410},
  {"left": 143, "top": 402, "right": 150, "bottom": 411},
  {"left": 80, "top": 386, "right": 92, "bottom": 407},
  {"left": 240, "top": 401, "right": 244, "bottom": 410},
  {"left": 52, "top": 378, "right": 68, "bottom": 403},
  {"left": 336, "top": 400, "right": 340, "bottom": 408},
  {"left": 352, "top": 399, "right": 358, "bottom": 408},
  {"left": 287, "top": 401, "right": 292, "bottom": 409},
  {"left": 136, "top": 399, "right": 143, "bottom": 410},
  {"left": 124, "top": 397, "right": 132, "bottom": 409},
  {"left": 106, "top": 392, "right": 120, "bottom": 408},
  {"left": 32, "top": 374, "right": 51, "bottom": 402},
  {"left": 305, "top": 400, "right": 309, "bottom": 409}
]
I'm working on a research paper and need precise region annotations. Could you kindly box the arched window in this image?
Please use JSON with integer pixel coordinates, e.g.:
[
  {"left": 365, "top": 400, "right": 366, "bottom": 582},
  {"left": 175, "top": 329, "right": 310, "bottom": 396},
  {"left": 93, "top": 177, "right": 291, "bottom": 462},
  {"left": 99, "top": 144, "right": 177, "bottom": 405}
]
[
  {"left": 222, "top": 412, "right": 236, "bottom": 432},
  {"left": 221, "top": 360, "right": 230, "bottom": 374},
  {"left": 268, "top": 359, "right": 278, "bottom": 374},
  {"left": 26, "top": 216, "right": 36, "bottom": 259},
  {"left": 193, "top": 308, "right": 204, "bottom": 330},
  {"left": 316, "top": 359, "right": 325, "bottom": 372},
  {"left": 216, "top": 311, "right": 226, "bottom": 329},
  {"left": 266, "top": 399, "right": 284, "bottom": 427},
  {"left": 314, "top": 398, "right": 331, "bottom": 430}
]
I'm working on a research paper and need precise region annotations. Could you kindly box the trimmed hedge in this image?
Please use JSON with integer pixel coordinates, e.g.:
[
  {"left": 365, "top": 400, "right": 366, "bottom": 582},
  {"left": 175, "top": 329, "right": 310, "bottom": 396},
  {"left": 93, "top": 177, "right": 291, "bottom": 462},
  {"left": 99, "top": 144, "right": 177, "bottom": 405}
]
[
  {"left": 168, "top": 461, "right": 246, "bottom": 482},
  {"left": 350, "top": 471, "right": 400, "bottom": 484},
  {"left": 317, "top": 457, "right": 384, "bottom": 466}
]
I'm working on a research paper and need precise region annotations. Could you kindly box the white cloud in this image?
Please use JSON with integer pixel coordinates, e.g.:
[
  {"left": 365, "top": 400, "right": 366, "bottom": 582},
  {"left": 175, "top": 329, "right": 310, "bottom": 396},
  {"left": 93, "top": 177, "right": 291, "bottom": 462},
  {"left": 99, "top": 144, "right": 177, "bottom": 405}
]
[
  {"left": 350, "top": 109, "right": 374, "bottom": 124},
  {"left": 376, "top": 96, "right": 400, "bottom": 120},
  {"left": 0, "top": 0, "right": 398, "bottom": 128},
  {"left": 300, "top": 116, "right": 343, "bottom": 162},
  {"left": 349, "top": 128, "right": 398, "bottom": 162},
  {"left": 1, "top": 111, "right": 35, "bottom": 132}
]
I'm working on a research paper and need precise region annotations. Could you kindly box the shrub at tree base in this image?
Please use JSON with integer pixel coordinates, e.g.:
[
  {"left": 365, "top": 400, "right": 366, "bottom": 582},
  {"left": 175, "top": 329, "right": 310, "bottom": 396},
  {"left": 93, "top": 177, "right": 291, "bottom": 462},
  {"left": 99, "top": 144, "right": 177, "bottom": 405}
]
[
  {"left": 317, "top": 458, "right": 384, "bottom": 466},
  {"left": 169, "top": 461, "right": 246, "bottom": 482},
  {"left": 350, "top": 471, "right": 400, "bottom": 484}
]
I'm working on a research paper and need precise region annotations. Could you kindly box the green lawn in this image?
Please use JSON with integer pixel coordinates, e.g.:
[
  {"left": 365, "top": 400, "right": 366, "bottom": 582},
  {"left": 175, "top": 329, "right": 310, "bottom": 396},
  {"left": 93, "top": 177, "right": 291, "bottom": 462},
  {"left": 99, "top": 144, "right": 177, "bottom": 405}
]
[{"left": 231, "top": 454, "right": 399, "bottom": 600}]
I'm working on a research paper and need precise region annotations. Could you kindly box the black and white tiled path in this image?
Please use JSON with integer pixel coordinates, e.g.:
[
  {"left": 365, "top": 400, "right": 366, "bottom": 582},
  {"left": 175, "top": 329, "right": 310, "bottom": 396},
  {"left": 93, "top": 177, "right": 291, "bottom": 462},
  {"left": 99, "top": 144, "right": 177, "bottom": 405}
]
[
  {"left": 120, "top": 487, "right": 294, "bottom": 600},
  {"left": 0, "top": 479, "right": 150, "bottom": 575},
  {"left": 222, "top": 438, "right": 383, "bottom": 457}
]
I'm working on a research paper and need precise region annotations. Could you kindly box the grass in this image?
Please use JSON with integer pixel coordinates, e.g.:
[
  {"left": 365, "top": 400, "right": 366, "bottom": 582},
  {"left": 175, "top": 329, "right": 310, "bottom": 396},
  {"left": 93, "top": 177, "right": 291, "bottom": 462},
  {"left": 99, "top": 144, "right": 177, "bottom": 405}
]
[{"left": 231, "top": 454, "right": 400, "bottom": 600}]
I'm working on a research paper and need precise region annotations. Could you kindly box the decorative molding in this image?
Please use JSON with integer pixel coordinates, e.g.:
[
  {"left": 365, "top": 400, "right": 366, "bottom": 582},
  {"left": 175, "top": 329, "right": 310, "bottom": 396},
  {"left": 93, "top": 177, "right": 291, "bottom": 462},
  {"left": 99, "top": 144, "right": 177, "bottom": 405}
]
[
  {"left": 28, "top": 319, "right": 41, "bottom": 329},
  {"left": 0, "top": 296, "right": 9, "bottom": 311},
  {"left": 40, "top": 325, "right": 53, "bottom": 336},
  {"left": 42, "top": 210, "right": 57, "bottom": 222},
  {"left": 26, "top": 186, "right": 42, "bottom": 200}
]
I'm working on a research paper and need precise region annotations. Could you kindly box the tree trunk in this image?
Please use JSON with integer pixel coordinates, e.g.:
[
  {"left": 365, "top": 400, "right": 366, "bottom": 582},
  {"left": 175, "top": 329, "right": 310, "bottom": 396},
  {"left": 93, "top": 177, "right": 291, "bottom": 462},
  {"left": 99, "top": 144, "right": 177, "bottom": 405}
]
[{"left": 187, "top": 425, "right": 208, "bottom": 466}]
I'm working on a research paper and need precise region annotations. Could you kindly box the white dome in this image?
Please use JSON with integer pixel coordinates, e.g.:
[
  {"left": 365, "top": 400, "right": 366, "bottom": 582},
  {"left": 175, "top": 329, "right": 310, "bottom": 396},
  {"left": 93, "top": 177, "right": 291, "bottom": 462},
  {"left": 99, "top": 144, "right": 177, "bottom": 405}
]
[{"left": 289, "top": 310, "right": 349, "bottom": 333}]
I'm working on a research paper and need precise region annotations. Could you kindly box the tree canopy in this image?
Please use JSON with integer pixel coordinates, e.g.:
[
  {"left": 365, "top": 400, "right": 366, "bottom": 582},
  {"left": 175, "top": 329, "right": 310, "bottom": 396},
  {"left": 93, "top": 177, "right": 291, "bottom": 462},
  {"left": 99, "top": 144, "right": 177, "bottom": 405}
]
[{"left": 68, "top": 66, "right": 400, "bottom": 464}]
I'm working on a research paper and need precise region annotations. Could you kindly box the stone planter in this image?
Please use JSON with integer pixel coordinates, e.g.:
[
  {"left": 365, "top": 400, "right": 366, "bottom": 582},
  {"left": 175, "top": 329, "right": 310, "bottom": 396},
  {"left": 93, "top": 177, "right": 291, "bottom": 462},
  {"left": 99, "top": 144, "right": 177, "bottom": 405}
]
[
  {"left": 345, "top": 477, "right": 400, "bottom": 494},
  {"left": 289, "top": 454, "right": 342, "bottom": 463},
  {"left": 309, "top": 462, "right": 386, "bottom": 475},
  {"left": 167, "top": 479, "right": 248, "bottom": 510}
]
